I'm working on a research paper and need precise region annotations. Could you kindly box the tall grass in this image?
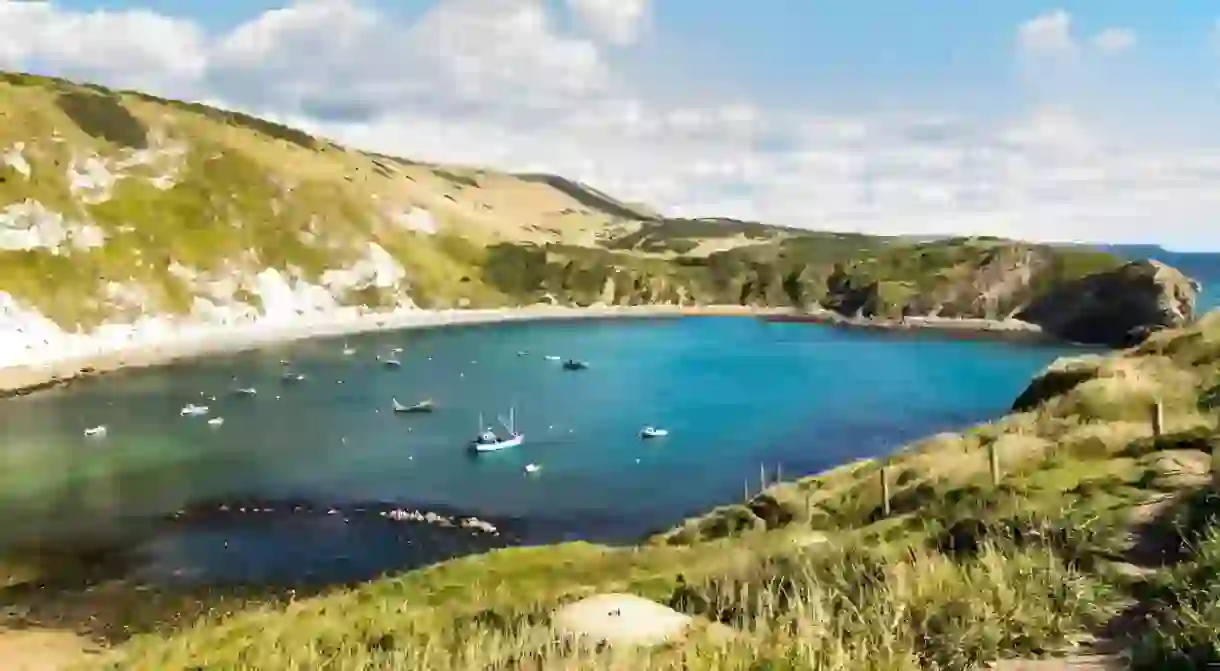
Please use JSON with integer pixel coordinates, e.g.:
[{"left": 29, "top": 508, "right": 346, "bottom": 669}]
[{"left": 101, "top": 528, "right": 1119, "bottom": 671}]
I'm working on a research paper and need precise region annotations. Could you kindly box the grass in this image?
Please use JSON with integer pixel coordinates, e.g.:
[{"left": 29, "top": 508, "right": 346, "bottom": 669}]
[{"left": 0, "top": 67, "right": 1173, "bottom": 338}]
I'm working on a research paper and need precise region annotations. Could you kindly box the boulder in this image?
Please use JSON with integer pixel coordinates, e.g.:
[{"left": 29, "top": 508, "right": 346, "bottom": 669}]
[
  {"left": 552, "top": 593, "right": 693, "bottom": 647},
  {"left": 1015, "top": 260, "right": 1198, "bottom": 347}
]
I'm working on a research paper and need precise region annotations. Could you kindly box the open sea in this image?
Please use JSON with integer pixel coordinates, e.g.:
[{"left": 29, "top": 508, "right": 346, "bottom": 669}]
[{"left": 0, "top": 316, "right": 1087, "bottom": 586}]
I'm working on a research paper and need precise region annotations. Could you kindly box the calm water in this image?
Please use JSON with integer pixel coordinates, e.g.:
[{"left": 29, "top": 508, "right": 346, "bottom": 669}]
[{"left": 0, "top": 316, "right": 1079, "bottom": 585}]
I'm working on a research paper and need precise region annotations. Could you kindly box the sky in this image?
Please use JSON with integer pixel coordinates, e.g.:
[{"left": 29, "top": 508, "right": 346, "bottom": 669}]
[{"left": 2, "top": 1, "right": 1220, "bottom": 250}]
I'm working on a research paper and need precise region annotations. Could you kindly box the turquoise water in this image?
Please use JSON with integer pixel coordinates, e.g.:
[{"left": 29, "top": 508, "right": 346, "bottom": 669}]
[{"left": 0, "top": 316, "right": 1079, "bottom": 585}]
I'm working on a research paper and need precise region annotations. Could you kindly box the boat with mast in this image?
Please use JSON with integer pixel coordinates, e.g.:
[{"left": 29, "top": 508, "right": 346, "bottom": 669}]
[{"left": 470, "top": 407, "right": 524, "bottom": 452}]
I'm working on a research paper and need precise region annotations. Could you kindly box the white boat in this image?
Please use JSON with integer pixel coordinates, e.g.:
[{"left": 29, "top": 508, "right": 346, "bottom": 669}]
[
  {"left": 524, "top": 463, "right": 542, "bottom": 474},
  {"left": 207, "top": 417, "right": 225, "bottom": 427},
  {"left": 180, "top": 404, "right": 209, "bottom": 417},
  {"left": 342, "top": 345, "right": 357, "bottom": 356},
  {"left": 281, "top": 372, "right": 306, "bottom": 383},
  {"left": 639, "top": 426, "right": 669, "bottom": 439},
  {"left": 392, "top": 397, "right": 434, "bottom": 413},
  {"left": 83, "top": 425, "right": 107, "bottom": 438},
  {"left": 544, "top": 355, "right": 561, "bottom": 361},
  {"left": 391, "top": 347, "right": 404, "bottom": 354},
  {"left": 470, "top": 408, "right": 524, "bottom": 453},
  {"left": 377, "top": 355, "right": 402, "bottom": 368},
  {"left": 233, "top": 387, "right": 257, "bottom": 396}
]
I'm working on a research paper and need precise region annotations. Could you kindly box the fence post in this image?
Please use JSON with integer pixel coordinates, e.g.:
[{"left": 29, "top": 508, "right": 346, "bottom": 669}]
[
  {"left": 989, "top": 441, "right": 1001, "bottom": 487},
  {"left": 1151, "top": 399, "right": 1164, "bottom": 439},
  {"left": 880, "top": 466, "right": 891, "bottom": 517}
]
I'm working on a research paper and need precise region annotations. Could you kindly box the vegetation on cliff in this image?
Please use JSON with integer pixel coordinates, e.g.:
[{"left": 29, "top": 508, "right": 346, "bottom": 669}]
[{"left": 0, "top": 71, "right": 1193, "bottom": 348}]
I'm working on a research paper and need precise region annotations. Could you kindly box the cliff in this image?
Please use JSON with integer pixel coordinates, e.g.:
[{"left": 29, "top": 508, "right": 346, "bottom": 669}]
[{"left": 0, "top": 71, "right": 1198, "bottom": 363}]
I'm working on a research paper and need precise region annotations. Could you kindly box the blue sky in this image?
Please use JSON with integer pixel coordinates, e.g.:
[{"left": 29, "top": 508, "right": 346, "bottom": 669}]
[{"left": 4, "top": 0, "right": 1220, "bottom": 248}]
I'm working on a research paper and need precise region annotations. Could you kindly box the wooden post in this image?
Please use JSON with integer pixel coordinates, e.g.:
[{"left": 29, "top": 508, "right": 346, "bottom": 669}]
[
  {"left": 1151, "top": 399, "right": 1164, "bottom": 439},
  {"left": 880, "top": 466, "right": 891, "bottom": 517},
  {"left": 988, "top": 441, "right": 1001, "bottom": 487}
]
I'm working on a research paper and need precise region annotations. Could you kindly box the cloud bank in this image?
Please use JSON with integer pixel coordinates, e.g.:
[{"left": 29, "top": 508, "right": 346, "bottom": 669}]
[{"left": 0, "top": 0, "right": 1217, "bottom": 249}]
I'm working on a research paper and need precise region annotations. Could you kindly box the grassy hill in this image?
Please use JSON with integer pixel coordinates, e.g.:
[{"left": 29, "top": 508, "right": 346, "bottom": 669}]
[{"left": 0, "top": 70, "right": 1151, "bottom": 337}]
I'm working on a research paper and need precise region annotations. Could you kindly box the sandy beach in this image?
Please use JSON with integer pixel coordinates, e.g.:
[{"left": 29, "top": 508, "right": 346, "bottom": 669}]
[
  {"left": 0, "top": 304, "right": 714, "bottom": 397},
  {"left": 0, "top": 303, "right": 1049, "bottom": 398}
]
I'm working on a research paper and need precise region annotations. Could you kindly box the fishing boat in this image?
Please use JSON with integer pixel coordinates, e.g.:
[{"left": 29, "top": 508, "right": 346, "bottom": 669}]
[
  {"left": 342, "top": 344, "right": 357, "bottom": 356},
  {"left": 470, "top": 408, "right": 524, "bottom": 453},
  {"left": 377, "top": 355, "right": 403, "bottom": 368},
  {"left": 207, "top": 417, "right": 225, "bottom": 427},
  {"left": 639, "top": 426, "right": 669, "bottom": 439},
  {"left": 562, "top": 359, "right": 589, "bottom": 371},
  {"left": 524, "top": 463, "right": 542, "bottom": 474},
  {"left": 392, "top": 398, "right": 434, "bottom": 413},
  {"left": 281, "top": 372, "right": 306, "bottom": 383},
  {"left": 180, "top": 403, "right": 209, "bottom": 417},
  {"left": 544, "top": 355, "right": 561, "bottom": 361},
  {"left": 233, "top": 386, "right": 257, "bottom": 397},
  {"left": 83, "top": 425, "right": 107, "bottom": 438}
]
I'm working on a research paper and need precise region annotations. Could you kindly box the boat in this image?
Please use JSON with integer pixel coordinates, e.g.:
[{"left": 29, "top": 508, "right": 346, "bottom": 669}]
[
  {"left": 544, "top": 355, "right": 561, "bottom": 361},
  {"left": 207, "top": 417, "right": 225, "bottom": 427},
  {"left": 517, "top": 350, "right": 528, "bottom": 356},
  {"left": 391, "top": 347, "right": 404, "bottom": 354},
  {"left": 639, "top": 426, "right": 669, "bottom": 439},
  {"left": 470, "top": 408, "right": 524, "bottom": 453},
  {"left": 562, "top": 359, "right": 589, "bottom": 370},
  {"left": 392, "top": 398, "right": 434, "bottom": 413},
  {"left": 233, "top": 387, "right": 257, "bottom": 397},
  {"left": 342, "top": 344, "right": 357, "bottom": 356},
  {"left": 524, "top": 463, "right": 542, "bottom": 474},
  {"left": 83, "top": 425, "right": 107, "bottom": 438},
  {"left": 377, "top": 355, "right": 402, "bottom": 368},
  {"left": 180, "top": 404, "right": 209, "bottom": 417},
  {"left": 281, "top": 372, "right": 306, "bottom": 383}
]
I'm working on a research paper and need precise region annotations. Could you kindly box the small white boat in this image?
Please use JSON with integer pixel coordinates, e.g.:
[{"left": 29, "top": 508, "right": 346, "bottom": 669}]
[
  {"left": 279, "top": 359, "right": 291, "bottom": 366},
  {"left": 524, "top": 463, "right": 542, "bottom": 474},
  {"left": 180, "top": 404, "right": 209, "bottom": 417},
  {"left": 517, "top": 350, "right": 528, "bottom": 356},
  {"left": 233, "top": 387, "right": 257, "bottom": 396},
  {"left": 207, "top": 417, "right": 225, "bottom": 427},
  {"left": 544, "top": 355, "right": 560, "bottom": 361},
  {"left": 392, "top": 398, "right": 434, "bottom": 413},
  {"left": 391, "top": 347, "right": 404, "bottom": 354},
  {"left": 470, "top": 408, "right": 524, "bottom": 453},
  {"left": 342, "top": 345, "right": 357, "bottom": 356},
  {"left": 281, "top": 372, "right": 306, "bottom": 383},
  {"left": 639, "top": 426, "right": 668, "bottom": 439},
  {"left": 83, "top": 425, "right": 107, "bottom": 438},
  {"left": 377, "top": 355, "right": 402, "bottom": 368}
]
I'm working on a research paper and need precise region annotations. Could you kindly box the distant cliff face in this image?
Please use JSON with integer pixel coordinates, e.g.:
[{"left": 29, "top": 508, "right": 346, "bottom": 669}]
[
  {"left": 1015, "top": 260, "right": 1198, "bottom": 347},
  {"left": 0, "top": 70, "right": 1201, "bottom": 356}
]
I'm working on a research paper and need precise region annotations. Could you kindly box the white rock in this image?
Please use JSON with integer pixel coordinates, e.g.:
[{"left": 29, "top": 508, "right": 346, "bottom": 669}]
[{"left": 552, "top": 593, "right": 693, "bottom": 647}]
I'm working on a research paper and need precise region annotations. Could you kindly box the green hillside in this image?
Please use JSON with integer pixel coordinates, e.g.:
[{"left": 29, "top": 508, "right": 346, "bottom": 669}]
[{"left": 0, "top": 70, "right": 1158, "bottom": 337}]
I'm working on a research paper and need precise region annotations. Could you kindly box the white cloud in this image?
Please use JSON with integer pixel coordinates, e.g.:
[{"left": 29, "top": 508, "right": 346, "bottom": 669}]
[
  {"left": 566, "top": 0, "right": 651, "bottom": 46},
  {"left": 1091, "top": 28, "right": 1136, "bottom": 54},
  {"left": 1017, "top": 10, "right": 1075, "bottom": 56},
  {"left": 0, "top": 0, "right": 1217, "bottom": 249},
  {"left": 1017, "top": 10, "right": 1137, "bottom": 58}
]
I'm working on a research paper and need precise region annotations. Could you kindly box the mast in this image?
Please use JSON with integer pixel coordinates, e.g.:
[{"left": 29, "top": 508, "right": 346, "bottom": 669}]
[{"left": 510, "top": 407, "right": 515, "bottom": 434}]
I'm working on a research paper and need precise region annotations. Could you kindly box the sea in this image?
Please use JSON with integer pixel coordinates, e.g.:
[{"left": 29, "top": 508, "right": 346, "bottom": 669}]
[{"left": 0, "top": 316, "right": 1086, "bottom": 586}]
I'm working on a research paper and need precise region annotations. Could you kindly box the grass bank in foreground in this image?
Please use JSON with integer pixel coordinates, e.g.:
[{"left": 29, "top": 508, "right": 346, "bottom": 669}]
[{"left": 8, "top": 312, "right": 1220, "bottom": 670}]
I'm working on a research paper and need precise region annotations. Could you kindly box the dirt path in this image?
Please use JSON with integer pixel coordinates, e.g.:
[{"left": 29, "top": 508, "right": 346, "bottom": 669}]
[{"left": 0, "top": 628, "right": 101, "bottom": 671}]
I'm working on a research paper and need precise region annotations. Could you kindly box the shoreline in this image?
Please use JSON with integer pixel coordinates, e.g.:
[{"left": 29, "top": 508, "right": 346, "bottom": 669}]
[{"left": 0, "top": 304, "right": 1060, "bottom": 398}]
